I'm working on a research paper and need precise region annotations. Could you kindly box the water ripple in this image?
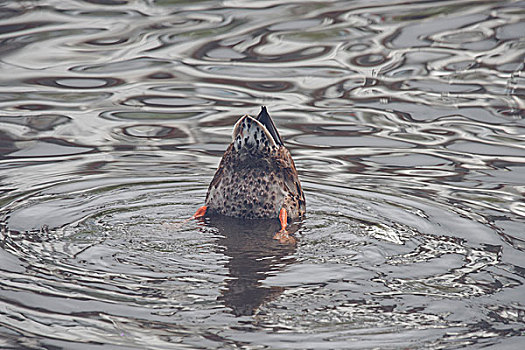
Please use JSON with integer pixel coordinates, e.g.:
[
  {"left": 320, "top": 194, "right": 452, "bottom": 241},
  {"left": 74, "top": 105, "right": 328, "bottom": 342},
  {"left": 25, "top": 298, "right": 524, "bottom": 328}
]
[{"left": 27, "top": 76, "right": 124, "bottom": 89}]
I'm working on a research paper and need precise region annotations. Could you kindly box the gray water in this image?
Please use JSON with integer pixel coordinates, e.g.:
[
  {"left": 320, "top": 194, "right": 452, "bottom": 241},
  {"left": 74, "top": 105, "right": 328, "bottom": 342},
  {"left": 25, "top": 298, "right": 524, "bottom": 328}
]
[{"left": 1, "top": 0, "right": 524, "bottom": 349}]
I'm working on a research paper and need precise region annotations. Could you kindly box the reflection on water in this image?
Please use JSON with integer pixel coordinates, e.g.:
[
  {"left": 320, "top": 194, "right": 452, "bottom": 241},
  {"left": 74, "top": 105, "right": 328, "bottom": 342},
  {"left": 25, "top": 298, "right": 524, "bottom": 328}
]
[
  {"left": 0, "top": 0, "right": 524, "bottom": 349},
  {"left": 206, "top": 216, "right": 297, "bottom": 316}
]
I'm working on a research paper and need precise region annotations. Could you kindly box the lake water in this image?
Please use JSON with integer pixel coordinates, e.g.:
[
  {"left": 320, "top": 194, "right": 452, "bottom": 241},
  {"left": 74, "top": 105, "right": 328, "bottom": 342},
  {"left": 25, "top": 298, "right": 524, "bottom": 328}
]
[{"left": 1, "top": 0, "right": 524, "bottom": 349}]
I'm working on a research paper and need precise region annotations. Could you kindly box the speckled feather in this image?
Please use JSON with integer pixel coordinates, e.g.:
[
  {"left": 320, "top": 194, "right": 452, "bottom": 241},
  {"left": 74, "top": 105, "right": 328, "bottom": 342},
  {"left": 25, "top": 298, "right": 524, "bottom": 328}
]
[{"left": 205, "top": 111, "right": 305, "bottom": 220}]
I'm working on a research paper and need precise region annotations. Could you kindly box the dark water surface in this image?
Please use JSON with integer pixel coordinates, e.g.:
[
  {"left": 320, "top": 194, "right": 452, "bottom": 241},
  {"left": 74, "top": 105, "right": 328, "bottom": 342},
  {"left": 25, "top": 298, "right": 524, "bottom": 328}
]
[{"left": 1, "top": 0, "right": 524, "bottom": 349}]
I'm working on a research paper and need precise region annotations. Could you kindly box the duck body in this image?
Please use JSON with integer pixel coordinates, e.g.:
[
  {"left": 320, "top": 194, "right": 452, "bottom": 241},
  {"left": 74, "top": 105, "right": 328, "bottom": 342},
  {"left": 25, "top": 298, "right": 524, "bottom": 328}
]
[{"left": 194, "top": 107, "right": 305, "bottom": 232}]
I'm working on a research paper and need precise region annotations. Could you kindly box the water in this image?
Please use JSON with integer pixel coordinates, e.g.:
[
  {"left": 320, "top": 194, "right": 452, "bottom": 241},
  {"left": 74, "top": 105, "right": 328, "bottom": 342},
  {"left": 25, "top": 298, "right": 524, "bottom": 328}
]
[{"left": 0, "top": 0, "right": 524, "bottom": 348}]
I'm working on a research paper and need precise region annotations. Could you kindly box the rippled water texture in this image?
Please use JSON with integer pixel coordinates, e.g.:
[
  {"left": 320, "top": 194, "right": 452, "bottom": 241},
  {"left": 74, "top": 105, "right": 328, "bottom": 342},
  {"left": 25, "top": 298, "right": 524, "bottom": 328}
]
[{"left": 1, "top": 0, "right": 524, "bottom": 349}]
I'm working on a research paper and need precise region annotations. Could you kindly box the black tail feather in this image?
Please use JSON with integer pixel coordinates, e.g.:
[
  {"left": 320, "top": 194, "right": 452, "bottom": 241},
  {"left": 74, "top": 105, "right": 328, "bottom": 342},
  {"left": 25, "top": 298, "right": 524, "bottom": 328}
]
[{"left": 256, "top": 106, "right": 283, "bottom": 146}]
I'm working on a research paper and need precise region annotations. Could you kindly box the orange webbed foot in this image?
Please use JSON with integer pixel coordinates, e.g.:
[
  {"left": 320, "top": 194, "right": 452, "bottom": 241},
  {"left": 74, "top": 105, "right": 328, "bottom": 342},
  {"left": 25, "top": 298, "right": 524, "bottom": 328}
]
[
  {"left": 192, "top": 205, "right": 207, "bottom": 219},
  {"left": 175, "top": 205, "right": 207, "bottom": 227},
  {"left": 273, "top": 208, "right": 296, "bottom": 245}
]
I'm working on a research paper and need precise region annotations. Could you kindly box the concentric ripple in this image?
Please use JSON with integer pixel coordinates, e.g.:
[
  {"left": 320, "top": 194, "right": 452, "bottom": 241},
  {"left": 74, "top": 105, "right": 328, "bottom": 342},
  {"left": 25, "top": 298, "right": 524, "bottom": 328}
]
[{"left": 1, "top": 170, "right": 523, "bottom": 348}]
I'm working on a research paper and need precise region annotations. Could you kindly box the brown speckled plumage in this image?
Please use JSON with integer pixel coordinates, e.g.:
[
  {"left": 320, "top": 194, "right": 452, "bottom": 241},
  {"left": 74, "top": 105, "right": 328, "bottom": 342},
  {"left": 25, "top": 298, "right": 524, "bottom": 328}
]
[{"left": 204, "top": 107, "right": 305, "bottom": 221}]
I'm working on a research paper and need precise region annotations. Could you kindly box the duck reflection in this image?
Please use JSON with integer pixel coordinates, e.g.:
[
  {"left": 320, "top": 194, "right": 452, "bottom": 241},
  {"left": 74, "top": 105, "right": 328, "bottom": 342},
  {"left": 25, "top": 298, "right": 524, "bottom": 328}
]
[{"left": 201, "top": 216, "right": 299, "bottom": 316}]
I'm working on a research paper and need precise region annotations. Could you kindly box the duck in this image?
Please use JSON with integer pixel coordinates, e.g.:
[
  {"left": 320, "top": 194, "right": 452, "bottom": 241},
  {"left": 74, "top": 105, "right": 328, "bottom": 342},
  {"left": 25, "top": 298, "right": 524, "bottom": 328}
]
[{"left": 193, "top": 106, "right": 305, "bottom": 243}]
